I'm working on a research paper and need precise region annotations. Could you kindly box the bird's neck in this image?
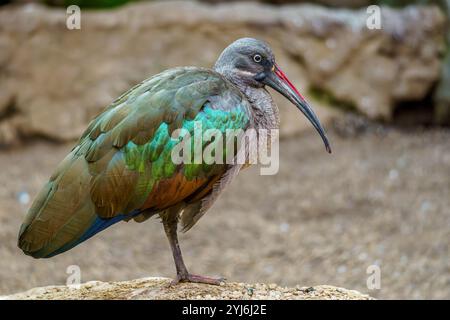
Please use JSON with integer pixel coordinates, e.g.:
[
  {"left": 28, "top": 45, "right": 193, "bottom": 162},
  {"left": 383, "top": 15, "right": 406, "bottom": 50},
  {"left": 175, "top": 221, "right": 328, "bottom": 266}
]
[
  {"left": 216, "top": 68, "right": 280, "bottom": 131},
  {"left": 240, "top": 85, "right": 280, "bottom": 131}
]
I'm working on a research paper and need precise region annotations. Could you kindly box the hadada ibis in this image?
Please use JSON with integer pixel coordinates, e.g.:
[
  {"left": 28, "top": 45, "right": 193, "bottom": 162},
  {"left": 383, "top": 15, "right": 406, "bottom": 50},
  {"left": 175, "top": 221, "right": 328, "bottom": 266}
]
[{"left": 18, "top": 38, "right": 331, "bottom": 285}]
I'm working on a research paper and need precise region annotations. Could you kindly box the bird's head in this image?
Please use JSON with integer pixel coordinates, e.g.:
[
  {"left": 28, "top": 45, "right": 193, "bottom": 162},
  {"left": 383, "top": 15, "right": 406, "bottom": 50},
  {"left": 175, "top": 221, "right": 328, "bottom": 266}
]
[{"left": 215, "top": 37, "right": 331, "bottom": 154}]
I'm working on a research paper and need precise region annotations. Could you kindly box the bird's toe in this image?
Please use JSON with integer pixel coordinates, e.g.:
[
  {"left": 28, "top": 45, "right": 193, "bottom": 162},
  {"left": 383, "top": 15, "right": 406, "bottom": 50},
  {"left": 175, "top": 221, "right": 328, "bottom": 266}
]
[{"left": 169, "top": 273, "right": 225, "bottom": 286}]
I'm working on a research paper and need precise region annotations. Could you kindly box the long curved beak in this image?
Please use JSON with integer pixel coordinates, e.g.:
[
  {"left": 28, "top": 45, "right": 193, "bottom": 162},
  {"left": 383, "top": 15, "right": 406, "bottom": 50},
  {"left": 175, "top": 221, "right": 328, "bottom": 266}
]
[{"left": 262, "top": 64, "right": 331, "bottom": 154}]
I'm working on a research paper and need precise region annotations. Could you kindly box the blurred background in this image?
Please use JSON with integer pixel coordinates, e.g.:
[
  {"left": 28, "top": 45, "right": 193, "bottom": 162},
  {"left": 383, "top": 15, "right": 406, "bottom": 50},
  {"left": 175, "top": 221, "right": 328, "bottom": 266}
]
[{"left": 0, "top": 0, "right": 449, "bottom": 299}]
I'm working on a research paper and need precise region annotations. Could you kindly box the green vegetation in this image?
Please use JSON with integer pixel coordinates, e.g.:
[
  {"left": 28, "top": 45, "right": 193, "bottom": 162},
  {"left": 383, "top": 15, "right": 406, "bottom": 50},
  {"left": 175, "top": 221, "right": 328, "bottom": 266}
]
[{"left": 44, "top": 0, "right": 139, "bottom": 9}]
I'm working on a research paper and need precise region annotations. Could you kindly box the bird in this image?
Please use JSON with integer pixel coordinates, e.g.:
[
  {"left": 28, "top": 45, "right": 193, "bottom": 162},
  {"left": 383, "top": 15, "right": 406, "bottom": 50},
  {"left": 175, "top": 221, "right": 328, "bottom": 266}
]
[{"left": 18, "top": 38, "right": 331, "bottom": 285}]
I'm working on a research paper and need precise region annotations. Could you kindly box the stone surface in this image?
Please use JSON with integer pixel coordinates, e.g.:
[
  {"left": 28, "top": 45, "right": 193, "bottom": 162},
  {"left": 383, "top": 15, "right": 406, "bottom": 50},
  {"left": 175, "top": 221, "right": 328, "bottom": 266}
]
[
  {"left": 1, "top": 277, "right": 373, "bottom": 300},
  {"left": 0, "top": 1, "right": 446, "bottom": 145}
]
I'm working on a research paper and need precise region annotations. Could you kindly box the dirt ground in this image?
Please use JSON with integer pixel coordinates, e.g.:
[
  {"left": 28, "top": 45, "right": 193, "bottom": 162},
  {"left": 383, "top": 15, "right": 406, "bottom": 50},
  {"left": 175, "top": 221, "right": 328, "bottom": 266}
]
[
  {"left": 0, "top": 122, "right": 449, "bottom": 299},
  {"left": 3, "top": 277, "right": 373, "bottom": 300}
]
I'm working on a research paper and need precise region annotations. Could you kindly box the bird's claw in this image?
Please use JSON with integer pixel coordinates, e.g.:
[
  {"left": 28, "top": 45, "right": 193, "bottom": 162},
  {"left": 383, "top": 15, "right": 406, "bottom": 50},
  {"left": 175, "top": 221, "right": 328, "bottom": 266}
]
[{"left": 169, "top": 274, "right": 226, "bottom": 286}]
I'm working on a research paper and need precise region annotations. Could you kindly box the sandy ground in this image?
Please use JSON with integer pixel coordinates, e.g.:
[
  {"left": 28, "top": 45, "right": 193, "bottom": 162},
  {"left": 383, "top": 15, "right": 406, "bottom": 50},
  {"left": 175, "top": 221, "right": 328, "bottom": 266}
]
[
  {"left": 2, "top": 277, "right": 372, "bottom": 300},
  {"left": 0, "top": 122, "right": 449, "bottom": 299}
]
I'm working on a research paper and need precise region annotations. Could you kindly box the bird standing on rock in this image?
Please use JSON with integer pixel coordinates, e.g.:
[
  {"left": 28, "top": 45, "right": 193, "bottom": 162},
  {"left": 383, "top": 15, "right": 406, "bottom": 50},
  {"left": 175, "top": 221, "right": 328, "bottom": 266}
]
[{"left": 18, "top": 38, "right": 331, "bottom": 285}]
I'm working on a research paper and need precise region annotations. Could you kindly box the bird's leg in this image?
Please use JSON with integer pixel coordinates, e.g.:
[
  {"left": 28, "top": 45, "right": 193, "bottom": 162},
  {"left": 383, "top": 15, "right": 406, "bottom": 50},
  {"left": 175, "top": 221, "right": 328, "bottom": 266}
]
[
  {"left": 162, "top": 219, "right": 224, "bottom": 286},
  {"left": 163, "top": 219, "right": 189, "bottom": 279}
]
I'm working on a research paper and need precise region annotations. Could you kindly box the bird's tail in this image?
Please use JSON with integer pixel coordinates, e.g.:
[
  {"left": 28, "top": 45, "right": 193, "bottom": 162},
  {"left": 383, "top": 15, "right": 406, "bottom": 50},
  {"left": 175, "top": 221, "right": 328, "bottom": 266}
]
[{"left": 17, "top": 152, "right": 131, "bottom": 258}]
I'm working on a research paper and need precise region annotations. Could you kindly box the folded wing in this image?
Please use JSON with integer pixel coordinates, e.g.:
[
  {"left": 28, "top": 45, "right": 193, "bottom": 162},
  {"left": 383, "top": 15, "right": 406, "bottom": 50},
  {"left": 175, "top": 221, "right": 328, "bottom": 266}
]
[{"left": 18, "top": 67, "right": 251, "bottom": 258}]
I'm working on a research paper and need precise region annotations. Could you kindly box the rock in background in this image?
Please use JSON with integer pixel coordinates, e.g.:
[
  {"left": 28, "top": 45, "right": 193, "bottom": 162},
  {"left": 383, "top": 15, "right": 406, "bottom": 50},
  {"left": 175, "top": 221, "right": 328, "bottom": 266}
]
[{"left": 0, "top": 1, "right": 446, "bottom": 145}]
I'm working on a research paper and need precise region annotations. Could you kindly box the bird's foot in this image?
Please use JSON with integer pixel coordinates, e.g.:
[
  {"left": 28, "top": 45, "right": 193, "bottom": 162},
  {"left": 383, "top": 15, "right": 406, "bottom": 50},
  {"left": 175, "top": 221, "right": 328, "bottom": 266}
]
[{"left": 170, "top": 273, "right": 225, "bottom": 286}]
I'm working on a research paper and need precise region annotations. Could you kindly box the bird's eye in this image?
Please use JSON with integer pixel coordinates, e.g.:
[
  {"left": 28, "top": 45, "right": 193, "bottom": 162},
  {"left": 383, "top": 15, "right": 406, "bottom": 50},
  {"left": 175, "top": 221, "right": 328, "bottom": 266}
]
[{"left": 253, "top": 54, "right": 262, "bottom": 63}]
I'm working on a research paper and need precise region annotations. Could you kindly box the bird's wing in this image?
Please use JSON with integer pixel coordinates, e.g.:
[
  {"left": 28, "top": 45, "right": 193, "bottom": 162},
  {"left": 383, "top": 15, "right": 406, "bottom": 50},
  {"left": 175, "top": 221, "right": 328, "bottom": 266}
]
[{"left": 18, "top": 67, "right": 252, "bottom": 258}]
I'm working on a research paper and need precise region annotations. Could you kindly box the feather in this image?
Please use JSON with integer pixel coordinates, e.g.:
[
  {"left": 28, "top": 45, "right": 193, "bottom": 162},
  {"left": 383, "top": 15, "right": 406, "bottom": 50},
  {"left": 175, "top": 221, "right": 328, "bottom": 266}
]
[{"left": 18, "top": 67, "right": 252, "bottom": 258}]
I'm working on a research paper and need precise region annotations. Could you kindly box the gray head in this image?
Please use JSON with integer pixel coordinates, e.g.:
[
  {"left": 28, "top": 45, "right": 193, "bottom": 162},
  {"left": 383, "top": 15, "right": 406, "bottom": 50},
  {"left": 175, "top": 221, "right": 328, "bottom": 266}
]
[
  {"left": 214, "top": 38, "right": 274, "bottom": 88},
  {"left": 214, "top": 38, "right": 331, "bottom": 154}
]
